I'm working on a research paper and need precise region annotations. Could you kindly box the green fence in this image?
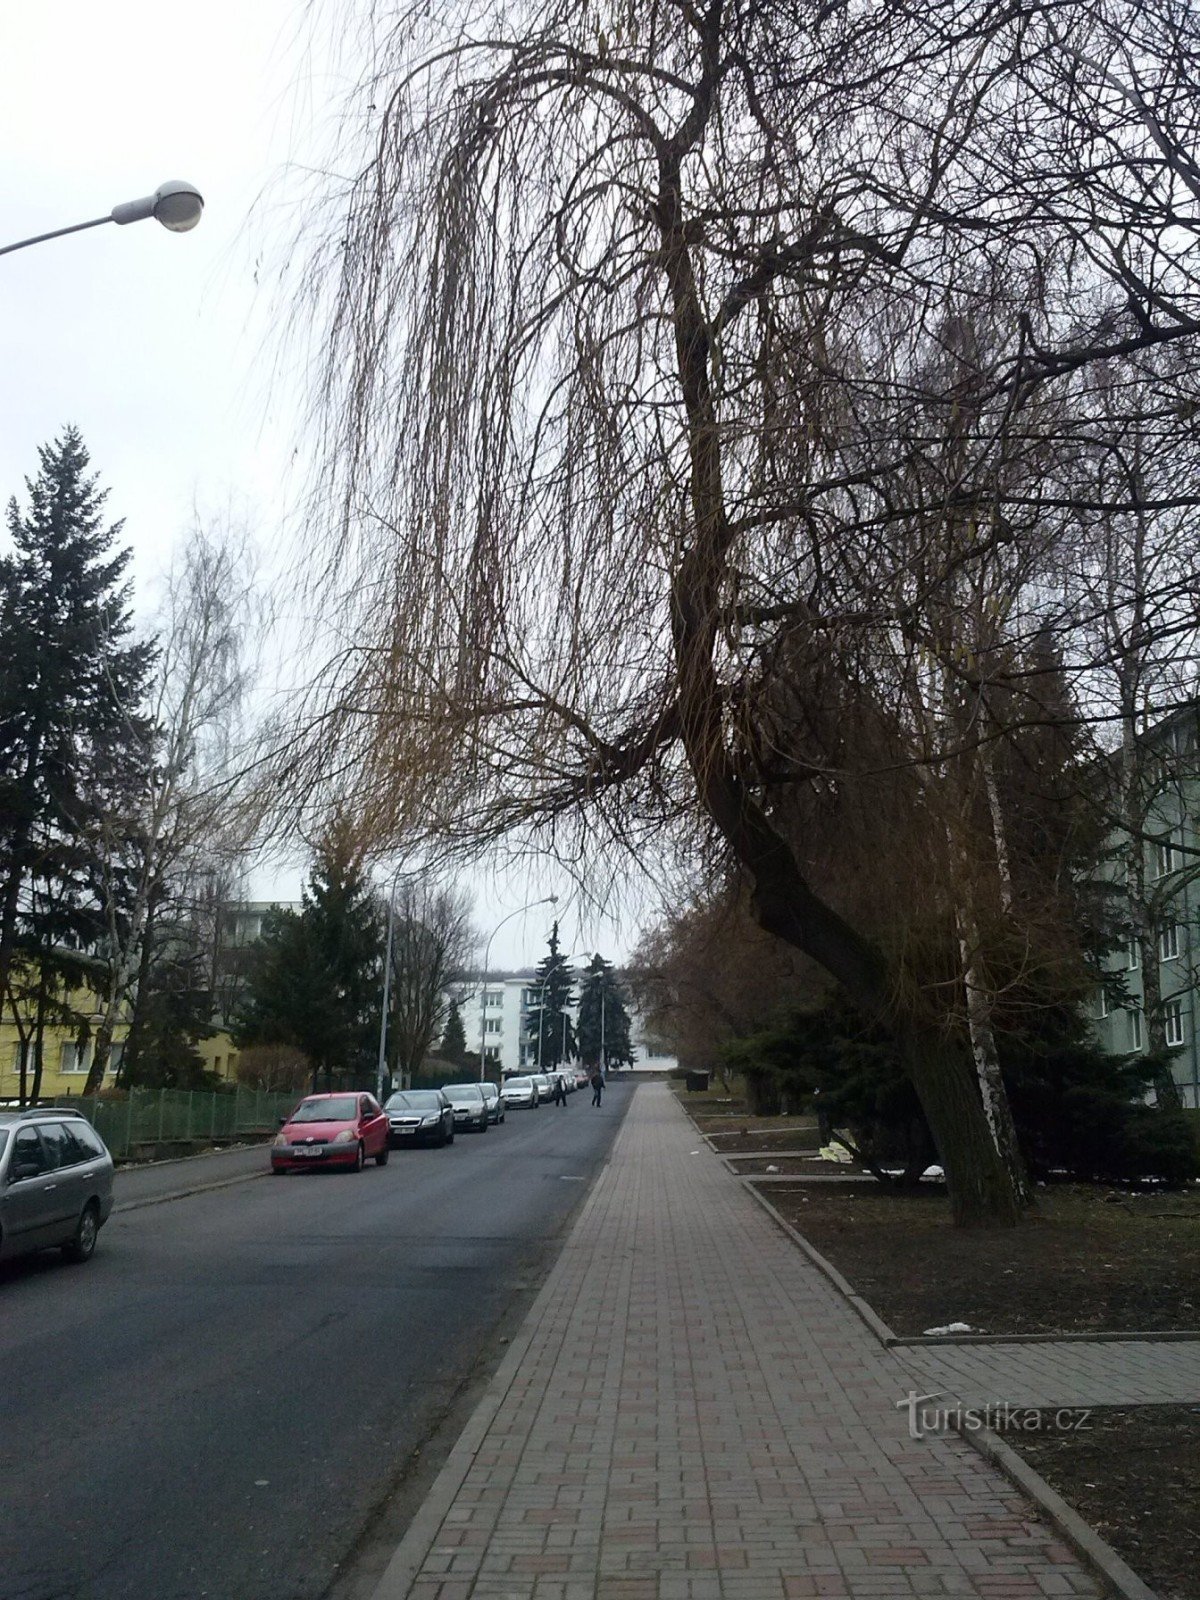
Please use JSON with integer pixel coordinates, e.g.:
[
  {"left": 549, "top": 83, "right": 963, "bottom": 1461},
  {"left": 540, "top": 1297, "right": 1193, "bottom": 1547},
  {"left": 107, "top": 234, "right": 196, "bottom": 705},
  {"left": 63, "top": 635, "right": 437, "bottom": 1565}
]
[{"left": 40, "top": 1087, "right": 302, "bottom": 1161}]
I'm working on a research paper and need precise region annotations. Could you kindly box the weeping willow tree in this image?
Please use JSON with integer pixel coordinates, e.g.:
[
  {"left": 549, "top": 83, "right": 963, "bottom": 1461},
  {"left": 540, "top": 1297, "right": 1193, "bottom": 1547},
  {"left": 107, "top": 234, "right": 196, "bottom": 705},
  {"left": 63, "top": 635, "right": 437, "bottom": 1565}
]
[{"left": 285, "top": 0, "right": 1200, "bottom": 1222}]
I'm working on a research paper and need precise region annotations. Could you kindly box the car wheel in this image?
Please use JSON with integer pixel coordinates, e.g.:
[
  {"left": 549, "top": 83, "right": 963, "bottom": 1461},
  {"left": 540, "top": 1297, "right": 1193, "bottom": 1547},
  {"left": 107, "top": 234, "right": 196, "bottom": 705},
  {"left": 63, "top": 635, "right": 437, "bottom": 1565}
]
[
  {"left": 63, "top": 1202, "right": 100, "bottom": 1264},
  {"left": 478, "top": 1116, "right": 488, "bottom": 1132},
  {"left": 375, "top": 1143, "right": 389, "bottom": 1167},
  {"left": 447, "top": 1126, "right": 455, "bottom": 1144},
  {"left": 353, "top": 1141, "right": 365, "bottom": 1172},
  {"left": 272, "top": 1165, "right": 288, "bottom": 1176}
]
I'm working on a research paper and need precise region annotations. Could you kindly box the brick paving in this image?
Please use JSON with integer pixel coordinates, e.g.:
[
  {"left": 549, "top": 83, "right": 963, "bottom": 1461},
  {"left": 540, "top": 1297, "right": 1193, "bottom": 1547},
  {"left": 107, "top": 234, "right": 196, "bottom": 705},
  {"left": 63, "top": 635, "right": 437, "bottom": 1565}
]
[
  {"left": 906, "top": 1338, "right": 1200, "bottom": 1408},
  {"left": 372, "top": 1083, "right": 1106, "bottom": 1599}
]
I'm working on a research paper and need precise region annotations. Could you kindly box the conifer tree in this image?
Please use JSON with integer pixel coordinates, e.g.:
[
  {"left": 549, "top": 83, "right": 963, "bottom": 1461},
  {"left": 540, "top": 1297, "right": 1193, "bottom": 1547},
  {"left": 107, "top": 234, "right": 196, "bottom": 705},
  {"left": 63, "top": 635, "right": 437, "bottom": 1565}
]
[
  {"left": 576, "top": 954, "right": 634, "bottom": 1070},
  {"left": 0, "top": 429, "right": 154, "bottom": 1067},
  {"left": 440, "top": 997, "right": 467, "bottom": 1066},
  {"left": 526, "top": 921, "right": 575, "bottom": 1070},
  {"left": 235, "top": 824, "right": 384, "bottom": 1090}
]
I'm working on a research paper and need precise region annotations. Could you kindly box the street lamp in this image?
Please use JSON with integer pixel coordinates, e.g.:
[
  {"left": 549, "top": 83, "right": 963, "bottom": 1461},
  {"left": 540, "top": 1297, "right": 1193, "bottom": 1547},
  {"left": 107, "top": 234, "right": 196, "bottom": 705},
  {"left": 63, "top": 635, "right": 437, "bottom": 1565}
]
[
  {"left": 0, "top": 180, "right": 204, "bottom": 259},
  {"left": 375, "top": 869, "right": 407, "bottom": 1102},
  {"left": 477, "top": 897, "right": 557, "bottom": 1082}
]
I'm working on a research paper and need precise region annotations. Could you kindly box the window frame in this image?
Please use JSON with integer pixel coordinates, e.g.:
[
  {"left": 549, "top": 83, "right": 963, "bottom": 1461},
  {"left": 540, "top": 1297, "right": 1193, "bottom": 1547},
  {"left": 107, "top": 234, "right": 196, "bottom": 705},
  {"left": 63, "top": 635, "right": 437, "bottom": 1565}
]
[{"left": 1165, "top": 1000, "right": 1186, "bottom": 1047}]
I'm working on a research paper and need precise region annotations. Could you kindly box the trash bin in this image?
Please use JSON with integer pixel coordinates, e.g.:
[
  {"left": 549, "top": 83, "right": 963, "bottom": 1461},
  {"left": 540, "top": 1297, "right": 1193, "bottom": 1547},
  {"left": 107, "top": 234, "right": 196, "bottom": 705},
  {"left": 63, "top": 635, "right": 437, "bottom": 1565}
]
[{"left": 685, "top": 1070, "right": 710, "bottom": 1092}]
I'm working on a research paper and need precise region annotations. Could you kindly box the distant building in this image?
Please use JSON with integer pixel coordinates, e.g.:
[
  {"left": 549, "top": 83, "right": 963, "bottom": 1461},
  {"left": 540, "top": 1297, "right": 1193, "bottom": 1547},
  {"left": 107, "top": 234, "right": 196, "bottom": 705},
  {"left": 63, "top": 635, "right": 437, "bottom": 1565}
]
[
  {"left": 1090, "top": 707, "right": 1200, "bottom": 1109},
  {"left": 454, "top": 971, "right": 677, "bottom": 1076}
]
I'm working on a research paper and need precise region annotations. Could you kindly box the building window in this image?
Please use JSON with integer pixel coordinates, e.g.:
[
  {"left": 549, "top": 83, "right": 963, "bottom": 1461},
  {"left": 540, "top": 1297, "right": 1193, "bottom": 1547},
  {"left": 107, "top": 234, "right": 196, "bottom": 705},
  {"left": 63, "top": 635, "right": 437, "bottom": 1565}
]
[
  {"left": 10, "top": 1041, "right": 29, "bottom": 1076},
  {"left": 1095, "top": 987, "right": 1109, "bottom": 1020},
  {"left": 1129, "top": 1009, "right": 1143, "bottom": 1051},
  {"left": 1126, "top": 936, "right": 1140, "bottom": 971},
  {"left": 60, "top": 1042, "right": 90, "bottom": 1075},
  {"left": 1154, "top": 834, "right": 1181, "bottom": 878},
  {"left": 484, "top": 1018, "right": 502, "bottom": 1034},
  {"left": 484, "top": 989, "right": 504, "bottom": 1007},
  {"left": 1165, "top": 1000, "right": 1185, "bottom": 1047},
  {"left": 1160, "top": 924, "right": 1182, "bottom": 962}
]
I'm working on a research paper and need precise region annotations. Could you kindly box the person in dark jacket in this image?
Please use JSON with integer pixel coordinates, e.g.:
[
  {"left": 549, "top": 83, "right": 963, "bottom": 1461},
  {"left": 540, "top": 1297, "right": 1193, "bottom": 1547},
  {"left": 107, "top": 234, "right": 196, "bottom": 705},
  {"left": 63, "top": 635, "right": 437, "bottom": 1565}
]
[
  {"left": 590, "top": 1070, "right": 604, "bottom": 1107},
  {"left": 552, "top": 1073, "right": 567, "bottom": 1107}
]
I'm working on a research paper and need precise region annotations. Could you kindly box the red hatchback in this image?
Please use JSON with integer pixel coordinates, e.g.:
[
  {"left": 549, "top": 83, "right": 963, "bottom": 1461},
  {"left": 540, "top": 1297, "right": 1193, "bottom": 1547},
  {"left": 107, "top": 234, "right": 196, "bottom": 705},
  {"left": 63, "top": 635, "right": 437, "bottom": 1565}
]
[{"left": 271, "top": 1093, "right": 390, "bottom": 1173}]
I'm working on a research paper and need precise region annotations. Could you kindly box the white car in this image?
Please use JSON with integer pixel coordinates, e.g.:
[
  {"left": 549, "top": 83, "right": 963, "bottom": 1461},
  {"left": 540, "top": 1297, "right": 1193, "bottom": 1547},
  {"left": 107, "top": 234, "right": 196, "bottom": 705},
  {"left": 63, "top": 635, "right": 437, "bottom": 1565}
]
[{"left": 502, "top": 1076, "right": 540, "bottom": 1108}]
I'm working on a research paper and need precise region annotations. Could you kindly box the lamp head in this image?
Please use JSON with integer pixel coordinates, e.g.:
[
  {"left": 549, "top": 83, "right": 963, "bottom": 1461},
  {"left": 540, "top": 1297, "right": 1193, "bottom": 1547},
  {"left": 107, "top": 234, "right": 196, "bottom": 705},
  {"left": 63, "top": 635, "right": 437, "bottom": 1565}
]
[{"left": 111, "top": 179, "right": 204, "bottom": 232}]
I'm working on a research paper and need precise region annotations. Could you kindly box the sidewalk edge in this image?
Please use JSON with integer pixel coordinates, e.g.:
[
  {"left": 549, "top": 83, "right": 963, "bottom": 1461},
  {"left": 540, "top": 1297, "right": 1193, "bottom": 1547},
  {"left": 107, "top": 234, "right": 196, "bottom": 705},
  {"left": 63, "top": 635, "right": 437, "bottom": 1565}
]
[
  {"left": 740, "top": 1178, "right": 1161, "bottom": 1600},
  {"left": 114, "top": 1169, "right": 267, "bottom": 1214},
  {"left": 952, "top": 1422, "right": 1160, "bottom": 1600},
  {"left": 368, "top": 1150, "right": 622, "bottom": 1599},
  {"left": 741, "top": 1178, "right": 901, "bottom": 1346}
]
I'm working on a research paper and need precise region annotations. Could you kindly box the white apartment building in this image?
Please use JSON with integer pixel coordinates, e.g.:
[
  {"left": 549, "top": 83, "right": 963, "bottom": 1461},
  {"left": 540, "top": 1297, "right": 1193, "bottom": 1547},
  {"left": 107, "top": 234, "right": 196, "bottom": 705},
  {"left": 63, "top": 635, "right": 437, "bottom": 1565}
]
[{"left": 455, "top": 972, "right": 677, "bottom": 1076}]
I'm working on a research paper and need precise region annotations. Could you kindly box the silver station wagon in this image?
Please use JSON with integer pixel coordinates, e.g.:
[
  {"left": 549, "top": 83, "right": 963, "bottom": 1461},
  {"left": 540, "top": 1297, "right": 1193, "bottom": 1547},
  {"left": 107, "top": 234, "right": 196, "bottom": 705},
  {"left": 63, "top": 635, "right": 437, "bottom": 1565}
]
[{"left": 0, "top": 1109, "right": 115, "bottom": 1266}]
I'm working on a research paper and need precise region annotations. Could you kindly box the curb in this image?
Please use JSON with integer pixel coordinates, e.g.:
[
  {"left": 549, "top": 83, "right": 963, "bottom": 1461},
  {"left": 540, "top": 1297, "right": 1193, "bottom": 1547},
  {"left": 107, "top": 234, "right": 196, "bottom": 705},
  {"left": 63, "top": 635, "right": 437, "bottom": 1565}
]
[
  {"left": 114, "top": 1168, "right": 267, "bottom": 1215},
  {"left": 368, "top": 1126, "right": 630, "bottom": 1598},
  {"left": 741, "top": 1178, "right": 902, "bottom": 1345},
  {"left": 955, "top": 1423, "right": 1159, "bottom": 1600},
  {"left": 741, "top": 1177, "right": 1199, "bottom": 1346},
  {"left": 739, "top": 1178, "right": 1163, "bottom": 1600}
]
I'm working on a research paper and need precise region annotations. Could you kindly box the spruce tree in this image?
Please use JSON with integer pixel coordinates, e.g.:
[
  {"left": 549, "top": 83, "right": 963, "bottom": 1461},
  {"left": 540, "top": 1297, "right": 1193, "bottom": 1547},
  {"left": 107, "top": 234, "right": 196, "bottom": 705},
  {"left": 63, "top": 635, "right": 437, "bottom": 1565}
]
[
  {"left": 234, "top": 828, "right": 385, "bottom": 1090},
  {"left": 576, "top": 954, "right": 634, "bottom": 1069},
  {"left": 526, "top": 921, "right": 575, "bottom": 1069},
  {"left": 0, "top": 429, "right": 155, "bottom": 1067},
  {"left": 440, "top": 998, "right": 468, "bottom": 1065}
]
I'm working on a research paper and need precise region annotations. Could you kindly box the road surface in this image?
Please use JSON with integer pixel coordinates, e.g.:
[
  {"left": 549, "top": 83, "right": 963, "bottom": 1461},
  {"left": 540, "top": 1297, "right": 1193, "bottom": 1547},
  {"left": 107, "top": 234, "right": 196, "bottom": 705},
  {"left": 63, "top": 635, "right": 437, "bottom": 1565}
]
[{"left": 0, "top": 1081, "right": 630, "bottom": 1600}]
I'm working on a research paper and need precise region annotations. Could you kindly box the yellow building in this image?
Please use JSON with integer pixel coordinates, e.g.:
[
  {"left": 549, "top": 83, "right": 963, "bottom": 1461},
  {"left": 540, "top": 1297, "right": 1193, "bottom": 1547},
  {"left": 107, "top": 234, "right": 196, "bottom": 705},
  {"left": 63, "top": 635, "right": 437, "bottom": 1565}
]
[{"left": 0, "top": 977, "right": 240, "bottom": 1102}]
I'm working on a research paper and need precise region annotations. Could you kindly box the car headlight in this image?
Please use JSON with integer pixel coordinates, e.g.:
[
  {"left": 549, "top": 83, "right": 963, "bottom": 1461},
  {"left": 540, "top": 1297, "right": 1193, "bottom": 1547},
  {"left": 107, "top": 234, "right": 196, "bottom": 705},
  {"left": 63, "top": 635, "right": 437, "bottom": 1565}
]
[
  {"left": 272, "top": 1132, "right": 289, "bottom": 1147},
  {"left": 420, "top": 1114, "right": 439, "bottom": 1126},
  {"left": 332, "top": 1129, "right": 356, "bottom": 1143}
]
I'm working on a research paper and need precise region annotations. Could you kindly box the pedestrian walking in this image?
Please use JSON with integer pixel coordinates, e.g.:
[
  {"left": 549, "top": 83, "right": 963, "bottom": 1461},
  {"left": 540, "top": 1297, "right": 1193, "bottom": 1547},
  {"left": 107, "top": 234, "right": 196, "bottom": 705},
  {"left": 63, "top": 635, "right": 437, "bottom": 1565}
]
[
  {"left": 590, "top": 1069, "right": 604, "bottom": 1107},
  {"left": 553, "top": 1073, "right": 567, "bottom": 1107}
]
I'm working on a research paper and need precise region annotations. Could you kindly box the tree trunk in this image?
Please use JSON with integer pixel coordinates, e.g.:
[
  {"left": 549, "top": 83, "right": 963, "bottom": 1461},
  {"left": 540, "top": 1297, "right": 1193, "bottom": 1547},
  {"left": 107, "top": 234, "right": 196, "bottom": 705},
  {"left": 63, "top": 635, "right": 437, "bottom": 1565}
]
[
  {"left": 956, "top": 904, "right": 1030, "bottom": 1205},
  {"left": 656, "top": 143, "right": 1023, "bottom": 1226}
]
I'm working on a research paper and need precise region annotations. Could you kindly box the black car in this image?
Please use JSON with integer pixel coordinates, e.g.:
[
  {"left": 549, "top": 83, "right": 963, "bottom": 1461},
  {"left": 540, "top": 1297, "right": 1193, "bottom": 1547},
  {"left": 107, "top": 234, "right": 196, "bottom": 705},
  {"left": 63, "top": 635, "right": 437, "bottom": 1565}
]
[
  {"left": 440, "top": 1083, "right": 490, "bottom": 1133},
  {"left": 384, "top": 1089, "right": 455, "bottom": 1147}
]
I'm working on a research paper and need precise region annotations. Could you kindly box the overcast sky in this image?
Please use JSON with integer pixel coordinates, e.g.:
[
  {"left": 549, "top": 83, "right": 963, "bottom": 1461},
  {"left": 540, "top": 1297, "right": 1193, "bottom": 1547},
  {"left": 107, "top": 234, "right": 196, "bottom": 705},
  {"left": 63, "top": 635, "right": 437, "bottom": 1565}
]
[{"left": 0, "top": 2, "right": 650, "bottom": 969}]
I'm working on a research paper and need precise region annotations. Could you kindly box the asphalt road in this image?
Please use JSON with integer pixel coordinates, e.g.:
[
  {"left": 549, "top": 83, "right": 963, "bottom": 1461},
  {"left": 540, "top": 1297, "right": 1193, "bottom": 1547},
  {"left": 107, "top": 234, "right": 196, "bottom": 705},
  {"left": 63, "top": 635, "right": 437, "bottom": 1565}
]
[{"left": 0, "top": 1081, "right": 631, "bottom": 1600}]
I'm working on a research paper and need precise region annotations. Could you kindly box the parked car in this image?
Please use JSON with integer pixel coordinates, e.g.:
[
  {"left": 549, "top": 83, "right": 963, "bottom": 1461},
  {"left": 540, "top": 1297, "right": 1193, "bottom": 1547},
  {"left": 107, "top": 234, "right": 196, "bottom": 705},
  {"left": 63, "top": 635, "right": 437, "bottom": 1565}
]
[
  {"left": 502, "top": 1075, "right": 539, "bottom": 1109},
  {"left": 384, "top": 1089, "right": 455, "bottom": 1147},
  {"left": 573, "top": 1067, "right": 591, "bottom": 1090},
  {"left": 0, "top": 1109, "right": 115, "bottom": 1267},
  {"left": 271, "top": 1092, "right": 390, "bottom": 1173},
  {"left": 440, "top": 1083, "right": 490, "bottom": 1133},
  {"left": 531, "top": 1073, "right": 557, "bottom": 1103},
  {"left": 480, "top": 1082, "right": 506, "bottom": 1124}
]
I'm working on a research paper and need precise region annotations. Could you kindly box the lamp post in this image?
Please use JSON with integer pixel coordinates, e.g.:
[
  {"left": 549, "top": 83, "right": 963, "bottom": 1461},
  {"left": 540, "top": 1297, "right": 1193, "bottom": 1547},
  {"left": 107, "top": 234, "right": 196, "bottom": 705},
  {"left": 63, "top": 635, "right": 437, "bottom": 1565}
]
[
  {"left": 0, "top": 181, "right": 204, "bottom": 259},
  {"left": 478, "top": 897, "right": 557, "bottom": 1082},
  {"left": 375, "top": 867, "right": 413, "bottom": 1102}
]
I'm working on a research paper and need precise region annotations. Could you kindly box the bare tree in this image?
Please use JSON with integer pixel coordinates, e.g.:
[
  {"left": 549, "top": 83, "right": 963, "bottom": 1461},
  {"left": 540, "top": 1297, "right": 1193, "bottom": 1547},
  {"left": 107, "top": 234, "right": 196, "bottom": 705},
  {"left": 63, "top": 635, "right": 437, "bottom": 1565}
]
[
  {"left": 284, "top": 0, "right": 1200, "bottom": 1222},
  {"left": 83, "top": 521, "right": 262, "bottom": 1093},
  {"left": 384, "top": 878, "right": 475, "bottom": 1086}
]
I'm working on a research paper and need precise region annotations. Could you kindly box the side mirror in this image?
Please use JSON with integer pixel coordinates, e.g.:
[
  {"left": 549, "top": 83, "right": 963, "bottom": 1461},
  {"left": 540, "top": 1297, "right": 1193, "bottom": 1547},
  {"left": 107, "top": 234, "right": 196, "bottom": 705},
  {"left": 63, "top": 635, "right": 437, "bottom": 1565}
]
[{"left": 277, "top": 1116, "right": 287, "bottom": 1127}]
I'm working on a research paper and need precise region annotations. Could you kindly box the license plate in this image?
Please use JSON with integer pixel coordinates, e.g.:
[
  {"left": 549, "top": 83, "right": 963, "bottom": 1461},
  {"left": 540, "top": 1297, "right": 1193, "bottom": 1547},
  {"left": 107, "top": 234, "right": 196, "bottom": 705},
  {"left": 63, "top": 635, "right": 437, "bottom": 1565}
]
[{"left": 294, "top": 1147, "right": 323, "bottom": 1158}]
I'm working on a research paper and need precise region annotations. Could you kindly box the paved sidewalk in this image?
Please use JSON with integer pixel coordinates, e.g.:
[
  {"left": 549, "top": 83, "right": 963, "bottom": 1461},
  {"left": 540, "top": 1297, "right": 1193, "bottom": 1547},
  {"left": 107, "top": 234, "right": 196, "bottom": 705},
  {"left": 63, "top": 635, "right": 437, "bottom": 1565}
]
[
  {"left": 906, "top": 1338, "right": 1200, "bottom": 1409},
  {"left": 374, "top": 1083, "right": 1104, "bottom": 1599}
]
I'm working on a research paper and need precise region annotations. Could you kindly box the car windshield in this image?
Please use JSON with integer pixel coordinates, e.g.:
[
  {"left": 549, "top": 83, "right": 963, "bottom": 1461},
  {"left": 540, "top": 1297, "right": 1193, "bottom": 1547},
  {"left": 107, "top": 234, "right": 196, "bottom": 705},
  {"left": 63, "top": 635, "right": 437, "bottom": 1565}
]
[
  {"left": 290, "top": 1096, "right": 359, "bottom": 1123},
  {"left": 507, "top": 1078, "right": 532, "bottom": 1089},
  {"left": 441, "top": 1084, "right": 479, "bottom": 1098},
  {"left": 386, "top": 1092, "right": 442, "bottom": 1110}
]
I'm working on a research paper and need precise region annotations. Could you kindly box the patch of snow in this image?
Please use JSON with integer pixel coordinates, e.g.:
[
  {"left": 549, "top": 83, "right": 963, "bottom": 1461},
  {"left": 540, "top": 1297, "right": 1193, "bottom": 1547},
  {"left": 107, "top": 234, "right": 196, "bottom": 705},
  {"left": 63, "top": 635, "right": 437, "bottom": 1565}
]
[{"left": 922, "top": 1321, "right": 974, "bottom": 1336}]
